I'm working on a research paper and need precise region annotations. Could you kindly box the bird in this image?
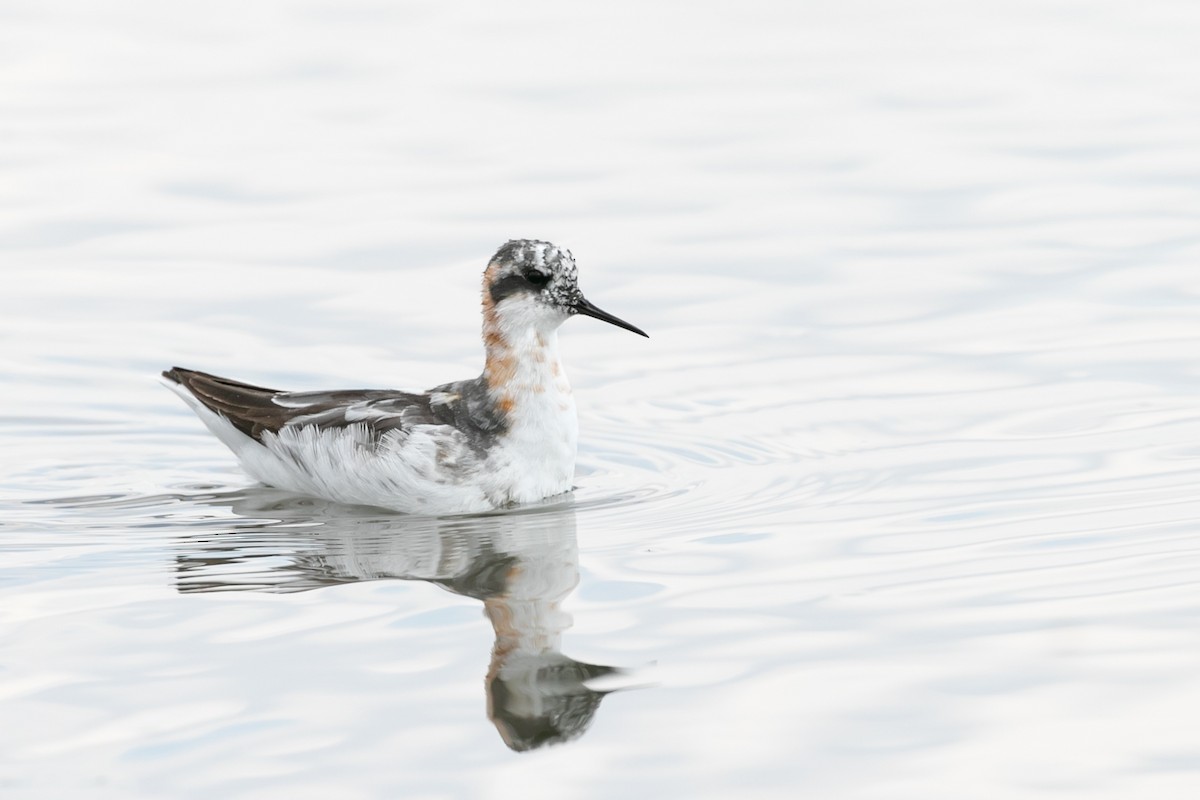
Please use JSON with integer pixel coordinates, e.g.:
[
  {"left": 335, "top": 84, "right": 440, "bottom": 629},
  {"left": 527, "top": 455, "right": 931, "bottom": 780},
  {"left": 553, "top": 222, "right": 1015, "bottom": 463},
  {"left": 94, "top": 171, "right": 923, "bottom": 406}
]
[{"left": 162, "top": 239, "right": 647, "bottom": 515}]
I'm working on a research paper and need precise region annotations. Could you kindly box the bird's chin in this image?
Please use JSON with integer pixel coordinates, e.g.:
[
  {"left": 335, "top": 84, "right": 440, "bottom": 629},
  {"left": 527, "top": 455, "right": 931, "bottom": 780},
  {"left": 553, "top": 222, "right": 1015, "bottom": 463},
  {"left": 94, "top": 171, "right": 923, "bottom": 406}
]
[{"left": 489, "top": 299, "right": 572, "bottom": 340}]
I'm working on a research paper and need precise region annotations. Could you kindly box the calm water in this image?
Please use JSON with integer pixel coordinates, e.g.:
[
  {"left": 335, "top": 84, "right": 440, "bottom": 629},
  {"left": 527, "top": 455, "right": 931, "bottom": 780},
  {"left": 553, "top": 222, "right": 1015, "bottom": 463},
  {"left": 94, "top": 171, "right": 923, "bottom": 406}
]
[{"left": 4, "top": 1, "right": 1200, "bottom": 797}]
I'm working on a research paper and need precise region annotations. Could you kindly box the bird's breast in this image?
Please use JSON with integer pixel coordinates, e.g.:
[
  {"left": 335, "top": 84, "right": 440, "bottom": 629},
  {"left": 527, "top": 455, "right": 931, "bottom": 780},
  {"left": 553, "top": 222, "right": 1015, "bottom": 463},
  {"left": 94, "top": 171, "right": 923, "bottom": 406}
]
[{"left": 486, "top": 379, "right": 579, "bottom": 504}]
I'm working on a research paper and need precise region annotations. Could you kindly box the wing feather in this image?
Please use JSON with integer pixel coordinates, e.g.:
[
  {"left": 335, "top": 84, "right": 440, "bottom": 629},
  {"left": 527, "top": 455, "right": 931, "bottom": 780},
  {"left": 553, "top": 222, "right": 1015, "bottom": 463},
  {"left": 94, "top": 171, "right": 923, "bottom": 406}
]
[{"left": 162, "top": 367, "right": 438, "bottom": 442}]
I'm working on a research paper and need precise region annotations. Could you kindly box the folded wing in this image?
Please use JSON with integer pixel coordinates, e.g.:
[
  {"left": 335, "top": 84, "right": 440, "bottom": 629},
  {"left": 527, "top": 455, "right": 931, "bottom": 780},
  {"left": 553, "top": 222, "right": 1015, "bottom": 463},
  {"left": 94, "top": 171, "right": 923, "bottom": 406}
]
[{"left": 162, "top": 367, "right": 439, "bottom": 443}]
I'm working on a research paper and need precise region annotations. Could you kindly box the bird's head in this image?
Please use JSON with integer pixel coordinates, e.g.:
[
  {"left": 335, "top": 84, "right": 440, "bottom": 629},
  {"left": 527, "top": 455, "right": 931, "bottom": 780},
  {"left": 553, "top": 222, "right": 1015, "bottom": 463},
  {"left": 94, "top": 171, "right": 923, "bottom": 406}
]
[{"left": 482, "top": 239, "right": 648, "bottom": 340}]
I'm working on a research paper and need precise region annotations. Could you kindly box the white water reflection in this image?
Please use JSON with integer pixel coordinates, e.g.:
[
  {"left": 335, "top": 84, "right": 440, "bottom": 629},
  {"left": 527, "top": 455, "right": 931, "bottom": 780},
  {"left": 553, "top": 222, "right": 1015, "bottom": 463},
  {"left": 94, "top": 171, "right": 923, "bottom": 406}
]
[{"left": 171, "top": 492, "right": 630, "bottom": 752}]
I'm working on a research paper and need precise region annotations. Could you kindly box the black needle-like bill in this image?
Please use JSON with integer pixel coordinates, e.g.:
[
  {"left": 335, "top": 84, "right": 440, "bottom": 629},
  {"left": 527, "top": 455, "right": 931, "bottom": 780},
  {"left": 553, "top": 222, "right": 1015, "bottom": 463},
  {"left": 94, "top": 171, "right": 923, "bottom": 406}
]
[{"left": 572, "top": 296, "right": 649, "bottom": 338}]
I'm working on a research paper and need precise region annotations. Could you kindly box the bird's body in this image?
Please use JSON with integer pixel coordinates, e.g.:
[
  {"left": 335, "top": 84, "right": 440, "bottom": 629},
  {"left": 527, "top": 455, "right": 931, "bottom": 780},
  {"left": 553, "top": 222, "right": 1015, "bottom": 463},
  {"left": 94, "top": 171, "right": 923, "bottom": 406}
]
[{"left": 163, "top": 240, "right": 645, "bottom": 515}]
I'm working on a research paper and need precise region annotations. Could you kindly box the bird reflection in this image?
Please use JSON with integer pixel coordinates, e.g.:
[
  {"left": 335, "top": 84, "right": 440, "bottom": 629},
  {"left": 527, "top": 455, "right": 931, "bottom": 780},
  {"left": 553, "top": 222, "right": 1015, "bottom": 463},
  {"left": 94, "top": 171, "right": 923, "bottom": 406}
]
[{"left": 172, "top": 489, "right": 625, "bottom": 752}]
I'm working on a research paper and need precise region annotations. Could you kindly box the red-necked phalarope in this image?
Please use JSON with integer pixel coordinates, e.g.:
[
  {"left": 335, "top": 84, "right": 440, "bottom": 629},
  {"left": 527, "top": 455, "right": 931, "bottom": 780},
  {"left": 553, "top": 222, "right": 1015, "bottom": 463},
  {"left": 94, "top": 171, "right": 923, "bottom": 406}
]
[{"left": 162, "top": 240, "right": 647, "bottom": 515}]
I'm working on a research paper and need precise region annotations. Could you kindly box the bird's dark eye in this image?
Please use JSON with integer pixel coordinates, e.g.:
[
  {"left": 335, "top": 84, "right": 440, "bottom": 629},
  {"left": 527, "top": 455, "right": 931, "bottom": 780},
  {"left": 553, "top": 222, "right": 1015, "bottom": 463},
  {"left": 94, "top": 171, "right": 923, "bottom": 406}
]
[{"left": 524, "top": 270, "right": 549, "bottom": 286}]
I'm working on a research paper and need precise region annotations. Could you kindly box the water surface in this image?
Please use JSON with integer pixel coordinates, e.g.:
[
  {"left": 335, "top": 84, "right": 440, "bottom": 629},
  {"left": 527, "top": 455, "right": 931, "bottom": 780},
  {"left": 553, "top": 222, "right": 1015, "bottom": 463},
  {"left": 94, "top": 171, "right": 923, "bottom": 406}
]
[{"left": 3, "top": 1, "right": 1200, "bottom": 798}]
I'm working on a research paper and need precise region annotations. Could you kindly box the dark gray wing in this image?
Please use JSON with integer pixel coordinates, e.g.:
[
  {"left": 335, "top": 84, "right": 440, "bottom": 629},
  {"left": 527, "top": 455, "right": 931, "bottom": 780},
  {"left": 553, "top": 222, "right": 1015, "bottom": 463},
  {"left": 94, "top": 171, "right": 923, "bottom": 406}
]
[{"left": 163, "top": 367, "right": 438, "bottom": 442}]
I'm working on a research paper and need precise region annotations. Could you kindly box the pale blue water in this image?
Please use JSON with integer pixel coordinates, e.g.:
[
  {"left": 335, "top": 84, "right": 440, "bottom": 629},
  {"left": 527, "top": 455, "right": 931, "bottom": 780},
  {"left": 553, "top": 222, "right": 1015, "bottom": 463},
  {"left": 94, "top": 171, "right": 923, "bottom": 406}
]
[{"left": 4, "top": 1, "right": 1200, "bottom": 798}]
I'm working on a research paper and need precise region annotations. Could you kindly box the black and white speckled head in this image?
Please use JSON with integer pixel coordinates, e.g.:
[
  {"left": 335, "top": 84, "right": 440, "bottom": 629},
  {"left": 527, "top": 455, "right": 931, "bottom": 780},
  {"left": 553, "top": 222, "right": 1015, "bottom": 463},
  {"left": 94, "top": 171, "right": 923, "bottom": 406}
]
[{"left": 483, "top": 239, "right": 647, "bottom": 338}]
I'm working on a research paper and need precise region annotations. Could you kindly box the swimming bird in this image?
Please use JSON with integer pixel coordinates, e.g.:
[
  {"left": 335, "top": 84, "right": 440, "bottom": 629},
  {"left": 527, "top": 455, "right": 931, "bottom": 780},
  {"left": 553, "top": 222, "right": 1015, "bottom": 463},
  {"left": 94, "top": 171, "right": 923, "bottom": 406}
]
[{"left": 162, "top": 240, "right": 647, "bottom": 515}]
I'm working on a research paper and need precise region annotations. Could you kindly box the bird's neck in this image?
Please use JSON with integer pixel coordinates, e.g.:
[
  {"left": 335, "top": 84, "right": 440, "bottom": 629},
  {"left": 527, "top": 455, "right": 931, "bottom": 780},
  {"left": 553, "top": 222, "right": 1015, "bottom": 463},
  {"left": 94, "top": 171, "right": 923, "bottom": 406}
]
[
  {"left": 479, "top": 309, "right": 579, "bottom": 500},
  {"left": 482, "top": 550, "right": 578, "bottom": 656},
  {"left": 482, "top": 316, "right": 572, "bottom": 413}
]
